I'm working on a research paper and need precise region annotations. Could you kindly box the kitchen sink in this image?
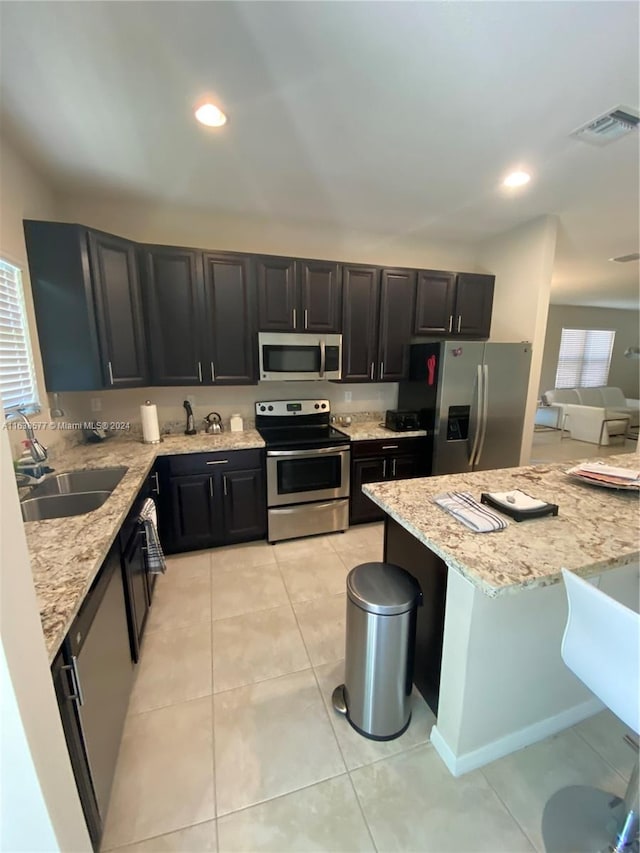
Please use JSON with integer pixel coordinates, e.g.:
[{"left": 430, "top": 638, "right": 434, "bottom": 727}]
[
  {"left": 21, "top": 490, "right": 113, "bottom": 522},
  {"left": 28, "top": 466, "right": 128, "bottom": 498}
]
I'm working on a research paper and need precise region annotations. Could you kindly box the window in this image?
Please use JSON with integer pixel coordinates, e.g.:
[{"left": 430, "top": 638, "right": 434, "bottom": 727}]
[
  {"left": 555, "top": 328, "right": 615, "bottom": 389},
  {"left": 0, "top": 259, "right": 40, "bottom": 413}
]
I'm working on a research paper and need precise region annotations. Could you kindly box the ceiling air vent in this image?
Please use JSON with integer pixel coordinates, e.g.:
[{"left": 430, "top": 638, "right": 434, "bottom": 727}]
[
  {"left": 571, "top": 106, "right": 640, "bottom": 146},
  {"left": 610, "top": 252, "right": 640, "bottom": 263}
]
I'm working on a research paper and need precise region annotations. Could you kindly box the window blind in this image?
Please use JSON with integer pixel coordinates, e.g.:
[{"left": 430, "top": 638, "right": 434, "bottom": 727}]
[
  {"left": 0, "top": 259, "right": 40, "bottom": 413},
  {"left": 555, "top": 328, "right": 615, "bottom": 389}
]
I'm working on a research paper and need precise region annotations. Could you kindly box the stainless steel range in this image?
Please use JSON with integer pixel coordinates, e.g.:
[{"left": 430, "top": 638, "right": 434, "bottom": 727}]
[{"left": 255, "top": 399, "right": 350, "bottom": 543}]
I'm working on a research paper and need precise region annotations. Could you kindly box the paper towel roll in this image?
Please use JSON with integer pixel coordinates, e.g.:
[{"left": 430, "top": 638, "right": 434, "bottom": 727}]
[{"left": 141, "top": 401, "right": 160, "bottom": 444}]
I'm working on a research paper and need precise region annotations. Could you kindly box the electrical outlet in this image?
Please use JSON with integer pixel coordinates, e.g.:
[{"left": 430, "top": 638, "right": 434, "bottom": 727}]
[
  {"left": 344, "top": 391, "right": 352, "bottom": 402},
  {"left": 90, "top": 398, "right": 102, "bottom": 412},
  {"left": 186, "top": 395, "right": 196, "bottom": 407}
]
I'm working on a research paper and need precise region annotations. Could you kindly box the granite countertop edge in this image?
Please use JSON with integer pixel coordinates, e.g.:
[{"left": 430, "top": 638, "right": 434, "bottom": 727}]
[{"left": 24, "top": 431, "right": 265, "bottom": 663}]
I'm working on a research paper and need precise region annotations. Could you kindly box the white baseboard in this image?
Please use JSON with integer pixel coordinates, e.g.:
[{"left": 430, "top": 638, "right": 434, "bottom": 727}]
[{"left": 430, "top": 697, "right": 604, "bottom": 777}]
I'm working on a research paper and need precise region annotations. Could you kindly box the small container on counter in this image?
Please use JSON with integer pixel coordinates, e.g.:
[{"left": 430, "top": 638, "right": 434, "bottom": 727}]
[{"left": 230, "top": 413, "right": 244, "bottom": 432}]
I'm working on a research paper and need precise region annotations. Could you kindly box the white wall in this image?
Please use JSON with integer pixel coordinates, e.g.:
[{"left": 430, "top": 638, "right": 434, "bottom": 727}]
[
  {"left": 0, "top": 134, "right": 64, "bottom": 453},
  {"left": 0, "top": 427, "right": 91, "bottom": 852},
  {"left": 476, "top": 215, "right": 558, "bottom": 464},
  {"left": 539, "top": 305, "right": 640, "bottom": 399}
]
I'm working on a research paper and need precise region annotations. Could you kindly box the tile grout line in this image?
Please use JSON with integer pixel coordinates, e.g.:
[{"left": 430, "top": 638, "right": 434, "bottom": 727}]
[
  {"left": 478, "top": 766, "right": 541, "bottom": 852},
  {"left": 572, "top": 723, "right": 635, "bottom": 785}
]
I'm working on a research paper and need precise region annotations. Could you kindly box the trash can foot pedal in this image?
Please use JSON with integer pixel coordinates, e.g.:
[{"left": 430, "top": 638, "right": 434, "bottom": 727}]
[{"left": 332, "top": 684, "right": 347, "bottom": 715}]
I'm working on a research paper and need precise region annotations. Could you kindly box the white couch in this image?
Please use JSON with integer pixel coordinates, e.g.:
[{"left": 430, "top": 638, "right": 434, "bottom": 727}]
[{"left": 537, "top": 386, "right": 638, "bottom": 445}]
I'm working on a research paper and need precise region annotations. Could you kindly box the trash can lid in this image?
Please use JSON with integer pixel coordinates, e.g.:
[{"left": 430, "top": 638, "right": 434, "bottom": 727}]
[{"left": 347, "top": 562, "right": 421, "bottom": 616}]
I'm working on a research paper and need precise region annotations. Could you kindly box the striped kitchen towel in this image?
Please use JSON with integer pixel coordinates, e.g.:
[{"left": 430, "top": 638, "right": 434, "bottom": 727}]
[
  {"left": 434, "top": 491, "right": 508, "bottom": 533},
  {"left": 139, "top": 497, "right": 167, "bottom": 574}
]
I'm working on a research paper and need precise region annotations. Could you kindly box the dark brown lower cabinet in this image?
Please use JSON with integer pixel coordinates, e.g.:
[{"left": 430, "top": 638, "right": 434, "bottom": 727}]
[
  {"left": 159, "top": 450, "right": 266, "bottom": 553},
  {"left": 350, "top": 438, "right": 432, "bottom": 525}
]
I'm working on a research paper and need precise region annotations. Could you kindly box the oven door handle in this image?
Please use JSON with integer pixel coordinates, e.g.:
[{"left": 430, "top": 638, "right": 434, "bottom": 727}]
[{"left": 267, "top": 445, "right": 350, "bottom": 458}]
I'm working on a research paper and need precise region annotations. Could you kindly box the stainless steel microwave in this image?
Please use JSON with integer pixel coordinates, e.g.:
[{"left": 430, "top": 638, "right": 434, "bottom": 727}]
[{"left": 258, "top": 333, "right": 342, "bottom": 381}]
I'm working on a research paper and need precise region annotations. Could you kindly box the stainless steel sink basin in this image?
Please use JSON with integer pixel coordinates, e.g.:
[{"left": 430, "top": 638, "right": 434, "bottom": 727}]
[
  {"left": 21, "top": 491, "right": 113, "bottom": 522},
  {"left": 28, "top": 467, "right": 128, "bottom": 498}
]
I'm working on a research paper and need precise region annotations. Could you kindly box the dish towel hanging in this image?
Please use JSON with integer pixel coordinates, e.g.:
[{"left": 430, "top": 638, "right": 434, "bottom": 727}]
[
  {"left": 139, "top": 497, "right": 167, "bottom": 574},
  {"left": 434, "top": 491, "right": 508, "bottom": 533}
]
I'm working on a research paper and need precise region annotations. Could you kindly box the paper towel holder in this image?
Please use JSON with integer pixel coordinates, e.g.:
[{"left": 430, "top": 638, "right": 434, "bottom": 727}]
[{"left": 141, "top": 400, "right": 163, "bottom": 444}]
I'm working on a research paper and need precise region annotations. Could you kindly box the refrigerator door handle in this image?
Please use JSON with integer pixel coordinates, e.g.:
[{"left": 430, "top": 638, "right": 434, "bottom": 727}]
[
  {"left": 475, "top": 363, "right": 490, "bottom": 466},
  {"left": 468, "top": 364, "right": 483, "bottom": 466}
]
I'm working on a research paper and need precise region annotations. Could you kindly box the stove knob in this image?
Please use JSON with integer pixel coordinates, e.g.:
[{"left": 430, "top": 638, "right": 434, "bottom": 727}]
[
  {"left": 259, "top": 405, "right": 266, "bottom": 412},
  {"left": 268, "top": 405, "right": 274, "bottom": 412},
  {"left": 321, "top": 403, "right": 327, "bottom": 409},
  {"left": 314, "top": 403, "right": 320, "bottom": 410}
]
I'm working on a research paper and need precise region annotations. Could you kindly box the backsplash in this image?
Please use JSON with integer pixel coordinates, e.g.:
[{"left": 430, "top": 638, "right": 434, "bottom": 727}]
[{"left": 54, "top": 382, "right": 399, "bottom": 438}]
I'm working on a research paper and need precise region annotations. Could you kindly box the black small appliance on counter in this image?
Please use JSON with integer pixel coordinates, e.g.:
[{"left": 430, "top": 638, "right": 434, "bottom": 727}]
[{"left": 384, "top": 409, "right": 421, "bottom": 432}]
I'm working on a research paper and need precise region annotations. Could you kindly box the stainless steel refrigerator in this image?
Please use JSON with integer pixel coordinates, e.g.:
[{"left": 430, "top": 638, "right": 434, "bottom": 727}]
[{"left": 397, "top": 341, "right": 532, "bottom": 475}]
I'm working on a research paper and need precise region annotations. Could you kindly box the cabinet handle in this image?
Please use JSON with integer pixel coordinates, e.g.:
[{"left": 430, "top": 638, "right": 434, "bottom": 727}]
[
  {"left": 62, "top": 656, "right": 84, "bottom": 706},
  {"left": 380, "top": 361, "right": 384, "bottom": 380},
  {"left": 304, "top": 309, "right": 308, "bottom": 329},
  {"left": 292, "top": 308, "right": 297, "bottom": 328},
  {"left": 206, "top": 459, "right": 228, "bottom": 465},
  {"left": 197, "top": 362, "right": 203, "bottom": 383},
  {"left": 383, "top": 459, "right": 387, "bottom": 478},
  {"left": 457, "top": 315, "right": 462, "bottom": 333},
  {"left": 152, "top": 471, "right": 160, "bottom": 495},
  {"left": 392, "top": 458, "right": 397, "bottom": 477},
  {"left": 223, "top": 474, "right": 228, "bottom": 496},
  {"left": 370, "top": 362, "right": 374, "bottom": 380},
  {"left": 209, "top": 477, "right": 214, "bottom": 498},
  {"left": 448, "top": 315, "right": 453, "bottom": 334},
  {"left": 210, "top": 362, "right": 216, "bottom": 382},
  {"left": 382, "top": 445, "right": 399, "bottom": 449},
  {"left": 107, "top": 361, "right": 114, "bottom": 385}
]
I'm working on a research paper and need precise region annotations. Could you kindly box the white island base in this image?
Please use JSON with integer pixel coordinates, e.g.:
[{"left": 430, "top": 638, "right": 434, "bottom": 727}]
[{"left": 430, "top": 558, "right": 638, "bottom": 776}]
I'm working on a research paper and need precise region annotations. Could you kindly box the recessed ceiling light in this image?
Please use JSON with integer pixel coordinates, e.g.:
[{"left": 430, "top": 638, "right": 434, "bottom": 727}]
[
  {"left": 194, "top": 102, "right": 227, "bottom": 128},
  {"left": 503, "top": 171, "right": 531, "bottom": 188}
]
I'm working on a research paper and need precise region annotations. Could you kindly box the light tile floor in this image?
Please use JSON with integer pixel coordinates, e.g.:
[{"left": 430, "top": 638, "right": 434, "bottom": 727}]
[{"left": 102, "top": 433, "right": 638, "bottom": 852}]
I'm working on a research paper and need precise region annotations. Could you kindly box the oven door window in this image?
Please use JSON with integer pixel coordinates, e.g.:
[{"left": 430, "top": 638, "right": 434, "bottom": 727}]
[
  {"left": 277, "top": 455, "right": 342, "bottom": 495},
  {"left": 262, "top": 345, "right": 320, "bottom": 374}
]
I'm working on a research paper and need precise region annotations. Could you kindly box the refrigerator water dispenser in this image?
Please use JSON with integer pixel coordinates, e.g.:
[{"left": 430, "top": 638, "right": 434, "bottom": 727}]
[{"left": 447, "top": 405, "right": 470, "bottom": 441}]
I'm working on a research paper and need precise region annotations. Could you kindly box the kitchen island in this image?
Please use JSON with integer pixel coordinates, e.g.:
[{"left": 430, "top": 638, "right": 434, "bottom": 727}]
[{"left": 363, "top": 452, "right": 639, "bottom": 776}]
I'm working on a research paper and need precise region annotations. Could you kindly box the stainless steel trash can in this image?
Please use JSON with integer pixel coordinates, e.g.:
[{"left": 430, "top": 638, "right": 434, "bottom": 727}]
[{"left": 332, "top": 562, "right": 422, "bottom": 740}]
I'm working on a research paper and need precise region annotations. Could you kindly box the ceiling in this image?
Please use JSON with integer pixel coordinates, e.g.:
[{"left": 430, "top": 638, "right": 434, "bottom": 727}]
[{"left": 1, "top": 1, "right": 638, "bottom": 309}]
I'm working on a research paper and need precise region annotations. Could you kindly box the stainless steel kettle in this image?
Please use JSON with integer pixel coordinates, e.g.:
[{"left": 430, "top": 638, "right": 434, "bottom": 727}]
[{"left": 204, "top": 412, "right": 224, "bottom": 434}]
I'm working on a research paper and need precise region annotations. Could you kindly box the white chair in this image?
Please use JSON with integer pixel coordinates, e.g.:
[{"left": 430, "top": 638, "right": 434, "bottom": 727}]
[{"left": 542, "top": 569, "right": 639, "bottom": 852}]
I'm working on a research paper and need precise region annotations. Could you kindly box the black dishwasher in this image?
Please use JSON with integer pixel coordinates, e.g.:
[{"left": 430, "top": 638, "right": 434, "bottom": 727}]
[{"left": 55, "top": 541, "right": 134, "bottom": 848}]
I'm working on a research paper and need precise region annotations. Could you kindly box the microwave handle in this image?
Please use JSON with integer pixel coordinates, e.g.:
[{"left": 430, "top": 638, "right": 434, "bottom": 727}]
[{"left": 319, "top": 338, "right": 326, "bottom": 378}]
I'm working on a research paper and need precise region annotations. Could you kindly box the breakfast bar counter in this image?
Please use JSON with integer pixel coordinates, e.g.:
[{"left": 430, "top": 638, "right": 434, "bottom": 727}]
[{"left": 363, "top": 452, "right": 640, "bottom": 776}]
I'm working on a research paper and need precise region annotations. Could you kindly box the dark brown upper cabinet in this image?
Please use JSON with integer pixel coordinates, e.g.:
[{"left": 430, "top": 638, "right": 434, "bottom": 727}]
[
  {"left": 257, "top": 256, "right": 342, "bottom": 333},
  {"left": 414, "top": 270, "right": 494, "bottom": 339},
  {"left": 141, "top": 246, "right": 205, "bottom": 386},
  {"left": 342, "top": 266, "right": 415, "bottom": 382},
  {"left": 23, "top": 221, "right": 148, "bottom": 391},
  {"left": 203, "top": 253, "right": 256, "bottom": 384},
  {"left": 142, "top": 247, "right": 258, "bottom": 386}
]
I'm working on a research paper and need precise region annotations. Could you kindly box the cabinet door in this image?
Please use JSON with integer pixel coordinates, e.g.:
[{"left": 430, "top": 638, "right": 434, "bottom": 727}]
[
  {"left": 221, "top": 467, "right": 267, "bottom": 543},
  {"left": 298, "top": 260, "right": 342, "bottom": 333},
  {"left": 88, "top": 232, "right": 148, "bottom": 387},
  {"left": 168, "top": 474, "right": 221, "bottom": 552},
  {"left": 342, "top": 266, "right": 380, "bottom": 382},
  {"left": 377, "top": 269, "right": 416, "bottom": 381},
  {"left": 414, "top": 270, "right": 456, "bottom": 336},
  {"left": 122, "top": 527, "right": 149, "bottom": 662},
  {"left": 390, "top": 453, "right": 430, "bottom": 481},
  {"left": 256, "top": 256, "right": 297, "bottom": 331},
  {"left": 350, "top": 457, "right": 387, "bottom": 524},
  {"left": 142, "top": 247, "right": 205, "bottom": 385},
  {"left": 203, "top": 253, "right": 257, "bottom": 384},
  {"left": 454, "top": 273, "right": 494, "bottom": 338}
]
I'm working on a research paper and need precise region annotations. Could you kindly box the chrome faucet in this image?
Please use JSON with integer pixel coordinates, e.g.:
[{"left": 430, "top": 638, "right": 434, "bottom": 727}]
[{"left": 5, "top": 411, "right": 48, "bottom": 463}]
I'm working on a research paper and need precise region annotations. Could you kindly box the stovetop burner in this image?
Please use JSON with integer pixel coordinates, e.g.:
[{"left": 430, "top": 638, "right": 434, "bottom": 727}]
[{"left": 255, "top": 398, "right": 350, "bottom": 449}]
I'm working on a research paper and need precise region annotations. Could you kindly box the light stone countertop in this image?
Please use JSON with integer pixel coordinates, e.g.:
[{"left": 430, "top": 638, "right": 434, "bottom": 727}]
[
  {"left": 363, "top": 451, "right": 640, "bottom": 598},
  {"left": 335, "top": 420, "right": 428, "bottom": 441},
  {"left": 23, "top": 430, "right": 264, "bottom": 662}
]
